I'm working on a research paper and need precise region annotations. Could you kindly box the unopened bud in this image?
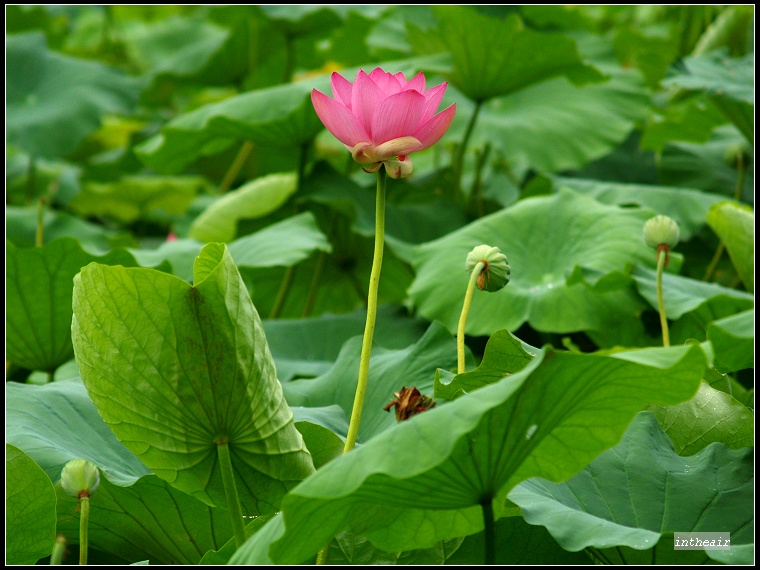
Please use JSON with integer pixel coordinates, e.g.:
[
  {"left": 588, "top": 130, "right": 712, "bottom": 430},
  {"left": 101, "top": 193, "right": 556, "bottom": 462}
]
[
  {"left": 643, "top": 215, "right": 680, "bottom": 250},
  {"left": 465, "top": 245, "right": 511, "bottom": 292},
  {"left": 60, "top": 459, "right": 100, "bottom": 498}
]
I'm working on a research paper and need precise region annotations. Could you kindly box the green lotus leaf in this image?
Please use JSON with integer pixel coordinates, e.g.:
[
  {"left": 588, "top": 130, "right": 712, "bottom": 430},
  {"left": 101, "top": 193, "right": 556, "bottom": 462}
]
[
  {"left": 707, "top": 309, "right": 754, "bottom": 373},
  {"left": 263, "top": 305, "right": 430, "bottom": 382},
  {"left": 445, "top": 515, "right": 592, "bottom": 565},
  {"left": 199, "top": 515, "right": 276, "bottom": 565},
  {"left": 326, "top": 531, "right": 463, "bottom": 565},
  {"left": 129, "top": 212, "right": 330, "bottom": 283},
  {"left": 551, "top": 177, "right": 726, "bottom": 240},
  {"left": 134, "top": 80, "right": 324, "bottom": 173},
  {"left": 409, "top": 7, "right": 604, "bottom": 102},
  {"left": 55, "top": 474, "right": 234, "bottom": 565},
  {"left": 6, "top": 32, "right": 143, "bottom": 158},
  {"left": 6, "top": 380, "right": 152, "bottom": 487},
  {"left": 451, "top": 63, "right": 649, "bottom": 174},
  {"left": 5, "top": 444, "right": 57, "bottom": 565},
  {"left": 189, "top": 173, "right": 297, "bottom": 243},
  {"left": 69, "top": 176, "right": 206, "bottom": 224},
  {"left": 6, "top": 205, "right": 118, "bottom": 253},
  {"left": 227, "top": 211, "right": 332, "bottom": 267},
  {"left": 647, "top": 381, "right": 754, "bottom": 455},
  {"left": 509, "top": 411, "right": 753, "bottom": 564},
  {"left": 405, "top": 189, "right": 656, "bottom": 336},
  {"left": 124, "top": 16, "right": 229, "bottom": 78},
  {"left": 641, "top": 97, "right": 728, "bottom": 152},
  {"left": 662, "top": 50, "right": 753, "bottom": 144},
  {"left": 71, "top": 242, "right": 315, "bottom": 513},
  {"left": 658, "top": 124, "right": 754, "bottom": 201},
  {"left": 282, "top": 322, "right": 457, "bottom": 443},
  {"left": 706, "top": 201, "right": 754, "bottom": 291},
  {"left": 630, "top": 264, "right": 753, "bottom": 320},
  {"left": 230, "top": 343, "right": 705, "bottom": 564},
  {"left": 6, "top": 238, "right": 139, "bottom": 372},
  {"left": 435, "top": 329, "right": 540, "bottom": 401}
]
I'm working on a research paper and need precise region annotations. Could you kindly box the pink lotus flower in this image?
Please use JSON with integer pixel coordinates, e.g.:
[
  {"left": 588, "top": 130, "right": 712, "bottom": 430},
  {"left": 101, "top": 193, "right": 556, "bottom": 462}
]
[{"left": 312, "top": 68, "right": 456, "bottom": 178}]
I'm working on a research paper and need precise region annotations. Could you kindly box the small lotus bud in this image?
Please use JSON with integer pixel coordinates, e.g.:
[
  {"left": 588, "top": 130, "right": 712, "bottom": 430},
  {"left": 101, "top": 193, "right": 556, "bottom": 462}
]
[
  {"left": 465, "top": 245, "right": 511, "bottom": 292},
  {"left": 643, "top": 215, "right": 680, "bottom": 250},
  {"left": 60, "top": 459, "right": 100, "bottom": 498}
]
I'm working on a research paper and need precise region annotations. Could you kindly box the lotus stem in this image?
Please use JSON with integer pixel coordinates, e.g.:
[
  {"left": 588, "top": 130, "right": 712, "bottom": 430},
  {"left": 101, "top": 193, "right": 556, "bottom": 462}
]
[
  {"left": 269, "top": 143, "right": 311, "bottom": 319},
  {"left": 219, "top": 141, "right": 254, "bottom": 194},
  {"left": 78, "top": 496, "right": 90, "bottom": 565},
  {"left": 343, "top": 168, "right": 387, "bottom": 453},
  {"left": 481, "top": 497, "right": 495, "bottom": 565},
  {"left": 458, "top": 261, "right": 485, "bottom": 373},
  {"left": 655, "top": 247, "right": 670, "bottom": 347},
  {"left": 50, "top": 534, "right": 66, "bottom": 565},
  {"left": 453, "top": 99, "right": 483, "bottom": 204},
  {"left": 216, "top": 440, "right": 247, "bottom": 549},
  {"left": 36, "top": 198, "right": 45, "bottom": 247},
  {"left": 704, "top": 150, "right": 746, "bottom": 282}
]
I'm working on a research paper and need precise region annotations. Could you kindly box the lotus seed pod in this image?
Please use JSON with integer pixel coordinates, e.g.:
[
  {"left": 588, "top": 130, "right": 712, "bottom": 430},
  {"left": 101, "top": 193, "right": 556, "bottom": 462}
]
[
  {"left": 643, "top": 215, "right": 680, "bottom": 249},
  {"left": 465, "top": 245, "right": 511, "bottom": 292},
  {"left": 60, "top": 458, "right": 100, "bottom": 498}
]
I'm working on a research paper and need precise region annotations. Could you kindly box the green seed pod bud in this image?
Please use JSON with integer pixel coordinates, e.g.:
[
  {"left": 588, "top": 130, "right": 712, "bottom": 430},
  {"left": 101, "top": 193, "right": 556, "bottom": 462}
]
[
  {"left": 643, "top": 215, "right": 680, "bottom": 250},
  {"left": 465, "top": 245, "right": 511, "bottom": 292},
  {"left": 60, "top": 459, "right": 100, "bottom": 498}
]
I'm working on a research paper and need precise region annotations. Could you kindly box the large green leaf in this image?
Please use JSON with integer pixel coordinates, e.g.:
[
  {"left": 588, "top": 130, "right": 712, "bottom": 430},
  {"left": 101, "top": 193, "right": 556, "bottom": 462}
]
[
  {"left": 409, "top": 7, "right": 604, "bottom": 102},
  {"left": 551, "top": 177, "right": 726, "bottom": 240},
  {"left": 648, "top": 381, "right": 754, "bottom": 455},
  {"left": 6, "top": 32, "right": 143, "bottom": 158},
  {"left": 509, "top": 412, "right": 754, "bottom": 564},
  {"left": 227, "top": 211, "right": 332, "bottom": 267},
  {"left": 405, "top": 189, "right": 656, "bottom": 336},
  {"left": 188, "top": 173, "right": 297, "bottom": 243},
  {"left": 130, "top": 212, "right": 331, "bottom": 283},
  {"left": 55, "top": 474, "right": 234, "bottom": 565},
  {"left": 6, "top": 238, "right": 138, "bottom": 372},
  {"left": 630, "top": 264, "right": 753, "bottom": 320},
  {"left": 706, "top": 201, "right": 754, "bottom": 291},
  {"left": 662, "top": 50, "right": 753, "bottom": 144},
  {"left": 124, "top": 16, "right": 230, "bottom": 78},
  {"left": 435, "top": 329, "right": 539, "bottom": 400},
  {"left": 5, "top": 444, "right": 57, "bottom": 565},
  {"left": 134, "top": 80, "right": 323, "bottom": 173},
  {"left": 445, "top": 515, "right": 592, "bottom": 565},
  {"left": 71, "top": 243, "right": 315, "bottom": 513},
  {"left": 447, "top": 63, "right": 649, "bottom": 174},
  {"left": 658, "top": 124, "right": 754, "bottom": 201},
  {"left": 6, "top": 205, "right": 118, "bottom": 253},
  {"left": 230, "top": 342, "right": 705, "bottom": 564},
  {"left": 282, "top": 322, "right": 457, "bottom": 443},
  {"left": 69, "top": 176, "right": 206, "bottom": 224},
  {"left": 707, "top": 309, "right": 754, "bottom": 373},
  {"left": 6, "top": 380, "right": 152, "bottom": 487},
  {"left": 263, "top": 305, "right": 430, "bottom": 382}
]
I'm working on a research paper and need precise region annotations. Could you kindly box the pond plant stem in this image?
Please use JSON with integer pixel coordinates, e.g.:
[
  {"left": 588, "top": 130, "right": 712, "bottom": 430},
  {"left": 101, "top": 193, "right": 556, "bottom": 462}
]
[
  {"left": 453, "top": 100, "right": 483, "bottom": 204},
  {"left": 269, "top": 143, "right": 311, "bottom": 319},
  {"left": 36, "top": 197, "right": 45, "bottom": 247},
  {"left": 316, "top": 169, "right": 388, "bottom": 567},
  {"left": 343, "top": 168, "right": 387, "bottom": 453},
  {"left": 78, "top": 496, "right": 90, "bottom": 565},
  {"left": 458, "top": 261, "right": 485, "bottom": 373},
  {"left": 50, "top": 534, "right": 67, "bottom": 565},
  {"left": 655, "top": 246, "right": 670, "bottom": 347},
  {"left": 216, "top": 440, "right": 247, "bottom": 549},
  {"left": 481, "top": 497, "right": 495, "bottom": 565},
  {"left": 219, "top": 141, "right": 254, "bottom": 194}
]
